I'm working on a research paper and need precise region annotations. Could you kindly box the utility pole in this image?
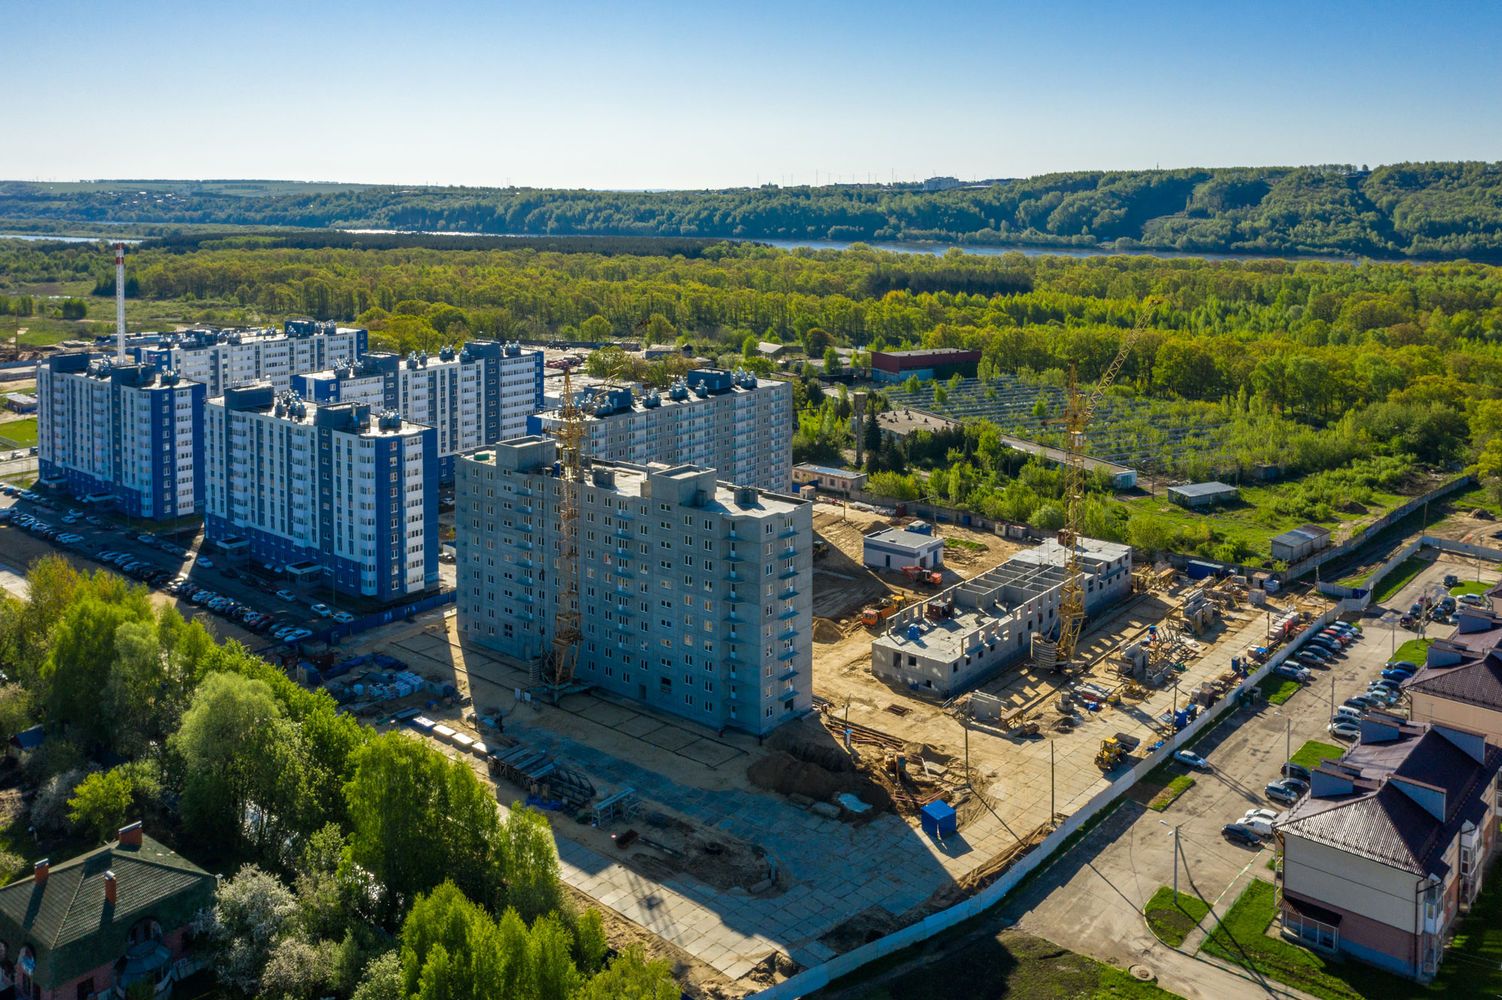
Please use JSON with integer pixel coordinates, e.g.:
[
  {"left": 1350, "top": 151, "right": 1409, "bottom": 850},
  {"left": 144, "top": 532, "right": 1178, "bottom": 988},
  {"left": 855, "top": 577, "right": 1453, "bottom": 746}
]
[
  {"left": 1285, "top": 716, "right": 1291, "bottom": 765},
  {"left": 1050, "top": 739, "right": 1056, "bottom": 824},
  {"left": 1173, "top": 824, "right": 1180, "bottom": 896}
]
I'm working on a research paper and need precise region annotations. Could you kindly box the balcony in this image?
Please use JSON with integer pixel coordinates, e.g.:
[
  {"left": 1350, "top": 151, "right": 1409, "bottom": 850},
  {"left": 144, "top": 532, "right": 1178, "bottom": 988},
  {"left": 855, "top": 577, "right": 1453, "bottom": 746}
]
[
  {"left": 517, "top": 487, "right": 534, "bottom": 498},
  {"left": 615, "top": 527, "right": 631, "bottom": 539},
  {"left": 778, "top": 586, "right": 798, "bottom": 600},
  {"left": 513, "top": 539, "right": 534, "bottom": 551},
  {"left": 612, "top": 566, "right": 633, "bottom": 579},
  {"left": 615, "top": 584, "right": 631, "bottom": 596},
  {"left": 518, "top": 558, "right": 534, "bottom": 569},
  {"left": 726, "top": 552, "right": 743, "bottom": 563},
  {"left": 518, "top": 505, "right": 533, "bottom": 515},
  {"left": 724, "top": 611, "right": 743, "bottom": 624},
  {"left": 779, "top": 608, "right": 799, "bottom": 621},
  {"left": 518, "top": 594, "right": 534, "bottom": 605},
  {"left": 728, "top": 570, "right": 742, "bottom": 582},
  {"left": 517, "top": 575, "right": 534, "bottom": 586},
  {"left": 727, "top": 631, "right": 740, "bottom": 642},
  {"left": 779, "top": 630, "right": 798, "bottom": 645},
  {"left": 778, "top": 526, "right": 798, "bottom": 540},
  {"left": 778, "top": 666, "right": 799, "bottom": 682},
  {"left": 727, "top": 530, "right": 743, "bottom": 541},
  {"left": 779, "top": 546, "right": 797, "bottom": 559},
  {"left": 779, "top": 567, "right": 798, "bottom": 580},
  {"left": 615, "top": 547, "right": 631, "bottom": 558}
]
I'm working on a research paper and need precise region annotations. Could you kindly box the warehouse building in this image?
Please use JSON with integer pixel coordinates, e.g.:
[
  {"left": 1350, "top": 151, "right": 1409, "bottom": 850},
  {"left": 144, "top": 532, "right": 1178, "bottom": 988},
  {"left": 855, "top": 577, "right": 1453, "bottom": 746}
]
[
  {"left": 203, "top": 385, "right": 437, "bottom": 601},
  {"left": 531, "top": 368, "right": 792, "bottom": 491},
  {"left": 871, "top": 537, "right": 1131, "bottom": 697},
  {"left": 1167, "top": 481, "right": 1239, "bottom": 510},
  {"left": 875, "top": 408, "right": 961, "bottom": 444},
  {"left": 293, "top": 342, "right": 544, "bottom": 480},
  {"left": 869, "top": 348, "right": 981, "bottom": 384},
  {"left": 1270, "top": 524, "right": 1332, "bottom": 563},
  {"left": 135, "top": 320, "right": 368, "bottom": 397},
  {"left": 455, "top": 436, "right": 814, "bottom": 735},
  {"left": 36, "top": 354, "right": 204, "bottom": 520}
]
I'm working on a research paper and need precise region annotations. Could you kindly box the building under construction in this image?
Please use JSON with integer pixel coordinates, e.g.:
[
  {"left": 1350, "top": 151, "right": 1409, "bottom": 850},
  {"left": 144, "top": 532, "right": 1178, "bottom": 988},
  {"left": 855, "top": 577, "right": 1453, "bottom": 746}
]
[
  {"left": 454, "top": 435, "right": 816, "bottom": 735},
  {"left": 870, "top": 537, "right": 1132, "bottom": 698}
]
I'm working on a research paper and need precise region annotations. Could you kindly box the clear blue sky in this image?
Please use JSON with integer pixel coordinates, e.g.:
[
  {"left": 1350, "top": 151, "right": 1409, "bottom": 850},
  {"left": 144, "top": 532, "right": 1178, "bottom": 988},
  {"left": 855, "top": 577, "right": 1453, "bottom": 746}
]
[{"left": 8, "top": 0, "right": 1500, "bottom": 188}]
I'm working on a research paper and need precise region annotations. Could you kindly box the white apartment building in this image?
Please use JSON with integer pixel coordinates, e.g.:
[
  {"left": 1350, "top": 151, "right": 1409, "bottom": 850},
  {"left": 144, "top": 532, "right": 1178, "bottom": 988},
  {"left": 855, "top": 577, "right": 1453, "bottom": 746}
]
[
  {"left": 455, "top": 436, "right": 814, "bottom": 735},
  {"left": 531, "top": 368, "right": 793, "bottom": 491},
  {"left": 36, "top": 354, "right": 204, "bottom": 520},
  {"left": 293, "top": 342, "right": 543, "bottom": 481},
  {"left": 136, "top": 320, "right": 368, "bottom": 397},
  {"left": 203, "top": 384, "right": 437, "bottom": 601}
]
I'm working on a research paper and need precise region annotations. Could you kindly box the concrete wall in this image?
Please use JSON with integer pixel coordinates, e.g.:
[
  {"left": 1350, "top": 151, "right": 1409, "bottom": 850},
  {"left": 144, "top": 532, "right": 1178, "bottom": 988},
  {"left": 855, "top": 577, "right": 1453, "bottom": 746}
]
[
  {"left": 752, "top": 600, "right": 1356, "bottom": 997},
  {"left": 1288, "top": 476, "right": 1474, "bottom": 582}
]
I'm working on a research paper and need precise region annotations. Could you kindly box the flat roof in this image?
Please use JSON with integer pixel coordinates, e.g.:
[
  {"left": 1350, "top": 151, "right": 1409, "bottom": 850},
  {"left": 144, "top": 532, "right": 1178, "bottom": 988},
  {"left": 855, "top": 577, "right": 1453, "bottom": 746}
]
[
  {"left": 534, "top": 375, "right": 781, "bottom": 424},
  {"left": 876, "top": 408, "right": 960, "bottom": 436},
  {"left": 996, "top": 434, "right": 1136, "bottom": 478},
  {"left": 795, "top": 463, "right": 864, "bottom": 479},
  {"left": 866, "top": 526, "right": 943, "bottom": 549},
  {"left": 1168, "top": 481, "right": 1238, "bottom": 498}
]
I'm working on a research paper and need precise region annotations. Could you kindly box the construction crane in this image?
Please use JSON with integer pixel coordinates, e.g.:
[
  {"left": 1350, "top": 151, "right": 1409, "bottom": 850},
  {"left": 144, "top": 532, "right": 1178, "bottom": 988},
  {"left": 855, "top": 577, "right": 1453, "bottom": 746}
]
[
  {"left": 1054, "top": 299, "right": 1159, "bottom": 672},
  {"left": 547, "top": 366, "right": 585, "bottom": 698}
]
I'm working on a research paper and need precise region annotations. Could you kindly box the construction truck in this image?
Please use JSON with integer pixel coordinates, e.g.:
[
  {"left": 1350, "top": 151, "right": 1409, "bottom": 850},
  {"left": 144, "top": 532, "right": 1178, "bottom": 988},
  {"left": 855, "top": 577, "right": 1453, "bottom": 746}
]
[
  {"left": 1096, "top": 737, "right": 1127, "bottom": 770},
  {"left": 860, "top": 595, "right": 905, "bottom": 628},
  {"left": 900, "top": 564, "right": 943, "bottom": 587}
]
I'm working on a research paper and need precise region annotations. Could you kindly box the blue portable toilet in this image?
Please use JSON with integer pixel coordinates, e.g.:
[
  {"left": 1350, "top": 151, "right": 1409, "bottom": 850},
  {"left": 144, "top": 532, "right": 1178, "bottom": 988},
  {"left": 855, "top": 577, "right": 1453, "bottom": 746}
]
[
  {"left": 906, "top": 624, "right": 921, "bottom": 641},
  {"left": 920, "top": 800, "right": 957, "bottom": 839}
]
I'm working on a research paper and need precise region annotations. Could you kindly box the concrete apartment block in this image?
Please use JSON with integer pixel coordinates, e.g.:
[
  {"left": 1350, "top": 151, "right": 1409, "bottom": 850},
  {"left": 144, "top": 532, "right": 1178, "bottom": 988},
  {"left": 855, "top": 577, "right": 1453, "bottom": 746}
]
[{"left": 456, "top": 436, "right": 813, "bottom": 735}]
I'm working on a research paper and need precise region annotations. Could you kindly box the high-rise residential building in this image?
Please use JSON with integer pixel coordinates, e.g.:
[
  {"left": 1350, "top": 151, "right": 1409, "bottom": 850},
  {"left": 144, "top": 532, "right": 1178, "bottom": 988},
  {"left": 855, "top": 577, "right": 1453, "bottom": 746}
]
[
  {"left": 530, "top": 368, "right": 793, "bottom": 491},
  {"left": 203, "top": 384, "right": 437, "bottom": 601},
  {"left": 135, "top": 320, "right": 368, "bottom": 397},
  {"left": 292, "top": 342, "right": 544, "bottom": 481},
  {"left": 455, "top": 436, "right": 813, "bottom": 735},
  {"left": 36, "top": 354, "right": 204, "bottom": 520}
]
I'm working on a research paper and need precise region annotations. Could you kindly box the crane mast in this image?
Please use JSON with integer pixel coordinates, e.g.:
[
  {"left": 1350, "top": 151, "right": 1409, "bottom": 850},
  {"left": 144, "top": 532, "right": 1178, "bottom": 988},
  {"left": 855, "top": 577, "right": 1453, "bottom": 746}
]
[
  {"left": 549, "top": 366, "right": 585, "bottom": 696},
  {"left": 1055, "top": 302, "right": 1156, "bottom": 671}
]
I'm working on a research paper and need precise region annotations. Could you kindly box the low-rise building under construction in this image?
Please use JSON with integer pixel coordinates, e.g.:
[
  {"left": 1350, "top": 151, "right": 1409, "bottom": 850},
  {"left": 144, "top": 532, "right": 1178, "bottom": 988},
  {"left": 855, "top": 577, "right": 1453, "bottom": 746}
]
[{"left": 872, "top": 537, "right": 1132, "bottom": 697}]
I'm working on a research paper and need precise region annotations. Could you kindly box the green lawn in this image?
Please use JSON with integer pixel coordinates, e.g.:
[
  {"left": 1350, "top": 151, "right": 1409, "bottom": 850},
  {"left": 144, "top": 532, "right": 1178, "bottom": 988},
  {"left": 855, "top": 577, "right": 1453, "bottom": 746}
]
[
  {"left": 1144, "top": 886, "right": 1211, "bottom": 948},
  {"left": 1392, "top": 638, "right": 1432, "bottom": 665},
  {"left": 1257, "top": 676, "right": 1301, "bottom": 706},
  {"left": 1372, "top": 555, "right": 1431, "bottom": 604},
  {"left": 1147, "top": 775, "right": 1195, "bottom": 812},
  {"left": 1288, "top": 739, "right": 1344, "bottom": 771},
  {"left": 1199, "top": 880, "right": 1401, "bottom": 1000},
  {"left": 1427, "top": 867, "right": 1502, "bottom": 997},
  {"left": 0, "top": 417, "right": 37, "bottom": 447},
  {"left": 1449, "top": 580, "right": 1491, "bottom": 597}
]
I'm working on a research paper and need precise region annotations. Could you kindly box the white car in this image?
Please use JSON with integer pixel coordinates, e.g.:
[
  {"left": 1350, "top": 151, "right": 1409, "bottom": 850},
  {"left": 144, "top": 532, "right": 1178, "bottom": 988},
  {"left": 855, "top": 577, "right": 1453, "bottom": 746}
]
[
  {"left": 275, "top": 589, "right": 297, "bottom": 602},
  {"left": 1243, "top": 807, "right": 1279, "bottom": 823},
  {"left": 331, "top": 610, "right": 354, "bottom": 624},
  {"left": 197, "top": 557, "right": 214, "bottom": 569},
  {"left": 1329, "top": 720, "right": 1362, "bottom": 741},
  {"left": 1238, "top": 814, "right": 1274, "bottom": 837},
  {"left": 311, "top": 603, "right": 333, "bottom": 617}
]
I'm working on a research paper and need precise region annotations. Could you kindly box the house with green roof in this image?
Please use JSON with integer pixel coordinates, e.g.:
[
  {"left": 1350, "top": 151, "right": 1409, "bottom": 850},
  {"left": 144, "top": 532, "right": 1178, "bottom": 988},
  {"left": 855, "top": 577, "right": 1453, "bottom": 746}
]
[{"left": 0, "top": 822, "right": 216, "bottom": 1000}]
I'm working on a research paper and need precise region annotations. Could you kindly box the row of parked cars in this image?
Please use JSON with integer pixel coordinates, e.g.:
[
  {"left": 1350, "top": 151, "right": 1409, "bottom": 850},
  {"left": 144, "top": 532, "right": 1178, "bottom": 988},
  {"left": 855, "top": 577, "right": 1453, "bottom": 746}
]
[
  {"left": 160, "top": 576, "right": 314, "bottom": 641},
  {"left": 1223, "top": 760, "right": 1317, "bottom": 845},
  {"left": 1329, "top": 657, "right": 1415, "bottom": 741},
  {"left": 6, "top": 510, "right": 86, "bottom": 548}
]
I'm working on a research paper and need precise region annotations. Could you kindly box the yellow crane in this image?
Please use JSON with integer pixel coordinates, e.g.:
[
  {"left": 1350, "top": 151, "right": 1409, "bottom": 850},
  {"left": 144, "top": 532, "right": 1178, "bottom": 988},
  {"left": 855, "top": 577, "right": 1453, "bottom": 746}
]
[{"left": 1055, "top": 299, "right": 1159, "bottom": 671}]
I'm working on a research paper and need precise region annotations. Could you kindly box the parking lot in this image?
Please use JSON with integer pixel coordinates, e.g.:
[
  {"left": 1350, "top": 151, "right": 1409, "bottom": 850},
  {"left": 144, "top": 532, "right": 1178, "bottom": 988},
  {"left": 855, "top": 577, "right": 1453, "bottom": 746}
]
[{"left": 0, "top": 485, "right": 358, "bottom": 645}]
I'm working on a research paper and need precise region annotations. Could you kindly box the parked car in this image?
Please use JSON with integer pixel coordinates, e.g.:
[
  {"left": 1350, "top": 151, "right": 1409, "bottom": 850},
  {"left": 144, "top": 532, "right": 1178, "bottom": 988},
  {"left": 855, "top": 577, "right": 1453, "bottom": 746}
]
[
  {"left": 311, "top": 603, "right": 333, "bottom": 618},
  {"left": 1282, "top": 762, "right": 1312, "bottom": 783},
  {"left": 1381, "top": 667, "right": 1414, "bottom": 683},
  {"left": 275, "top": 589, "right": 297, "bottom": 602},
  {"left": 331, "top": 610, "right": 354, "bottom": 624},
  {"left": 1345, "top": 694, "right": 1380, "bottom": 711},
  {"left": 1238, "top": 814, "right": 1275, "bottom": 837},
  {"left": 1445, "top": 574, "right": 1460, "bottom": 588},
  {"left": 1369, "top": 677, "right": 1402, "bottom": 693},
  {"left": 1460, "top": 593, "right": 1487, "bottom": 608},
  {"left": 1275, "top": 663, "right": 1311, "bottom": 683},
  {"left": 1329, "top": 720, "right": 1362, "bottom": 741},
  {"left": 1265, "top": 782, "right": 1302, "bottom": 805},
  {"left": 197, "top": 557, "right": 214, "bottom": 568},
  {"left": 1173, "top": 749, "right": 1212, "bottom": 772},
  {"left": 1222, "top": 823, "right": 1263, "bottom": 847}
]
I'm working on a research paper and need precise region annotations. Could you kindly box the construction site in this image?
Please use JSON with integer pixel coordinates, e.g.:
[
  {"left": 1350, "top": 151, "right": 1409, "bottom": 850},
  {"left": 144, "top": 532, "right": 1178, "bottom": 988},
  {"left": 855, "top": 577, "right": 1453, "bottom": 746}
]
[{"left": 301, "top": 309, "right": 1334, "bottom": 997}]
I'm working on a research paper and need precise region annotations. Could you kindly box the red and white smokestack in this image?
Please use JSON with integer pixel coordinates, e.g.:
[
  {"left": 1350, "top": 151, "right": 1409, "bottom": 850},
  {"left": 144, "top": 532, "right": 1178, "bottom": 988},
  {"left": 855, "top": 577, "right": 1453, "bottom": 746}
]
[{"left": 114, "top": 242, "right": 127, "bottom": 361}]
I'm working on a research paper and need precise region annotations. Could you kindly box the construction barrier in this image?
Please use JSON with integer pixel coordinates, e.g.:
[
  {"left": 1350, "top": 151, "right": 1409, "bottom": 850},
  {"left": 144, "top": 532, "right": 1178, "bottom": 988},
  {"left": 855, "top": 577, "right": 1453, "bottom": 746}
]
[{"left": 753, "top": 603, "right": 1351, "bottom": 998}]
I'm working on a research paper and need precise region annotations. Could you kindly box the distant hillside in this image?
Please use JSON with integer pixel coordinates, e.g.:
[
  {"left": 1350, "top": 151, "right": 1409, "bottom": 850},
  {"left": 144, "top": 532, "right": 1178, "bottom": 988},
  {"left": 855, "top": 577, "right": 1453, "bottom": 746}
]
[{"left": 4, "top": 163, "right": 1502, "bottom": 259}]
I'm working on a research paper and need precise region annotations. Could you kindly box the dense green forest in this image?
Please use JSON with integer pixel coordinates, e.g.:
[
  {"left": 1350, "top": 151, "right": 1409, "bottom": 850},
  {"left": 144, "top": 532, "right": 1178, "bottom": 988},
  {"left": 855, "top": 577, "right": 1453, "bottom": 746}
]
[
  {"left": 5, "top": 161, "right": 1502, "bottom": 259},
  {"left": 4, "top": 233, "right": 1501, "bottom": 562}
]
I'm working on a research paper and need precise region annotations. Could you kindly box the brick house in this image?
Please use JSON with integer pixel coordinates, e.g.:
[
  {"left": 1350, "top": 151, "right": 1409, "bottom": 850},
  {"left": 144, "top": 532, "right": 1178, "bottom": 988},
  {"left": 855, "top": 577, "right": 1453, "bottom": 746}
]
[
  {"left": 1275, "top": 714, "right": 1502, "bottom": 981},
  {"left": 0, "top": 823, "right": 216, "bottom": 999}
]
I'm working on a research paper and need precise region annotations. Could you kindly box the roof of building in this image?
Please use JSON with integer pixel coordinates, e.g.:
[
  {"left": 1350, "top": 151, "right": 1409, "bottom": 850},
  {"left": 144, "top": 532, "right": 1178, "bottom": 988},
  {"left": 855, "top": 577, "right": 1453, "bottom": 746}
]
[
  {"left": 871, "top": 348, "right": 981, "bottom": 359},
  {"left": 534, "top": 371, "right": 782, "bottom": 424},
  {"left": 1010, "top": 536, "right": 1133, "bottom": 568},
  {"left": 1405, "top": 651, "right": 1502, "bottom": 712},
  {"left": 794, "top": 463, "right": 865, "bottom": 480},
  {"left": 1168, "top": 481, "right": 1238, "bottom": 498},
  {"left": 866, "top": 526, "right": 944, "bottom": 550},
  {"left": 8, "top": 725, "right": 45, "bottom": 751},
  {"left": 0, "top": 833, "right": 216, "bottom": 987},
  {"left": 994, "top": 434, "right": 1136, "bottom": 479},
  {"left": 876, "top": 408, "right": 960, "bottom": 437},
  {"left": 1271, "top": 524, "right": 1331, "bottom": 547},
  {"left": 1277, "top": 720, "right": 1502, "bottom": 877},
  {"left": 5, "top": 393, "right": 37, "bottom": 405}
]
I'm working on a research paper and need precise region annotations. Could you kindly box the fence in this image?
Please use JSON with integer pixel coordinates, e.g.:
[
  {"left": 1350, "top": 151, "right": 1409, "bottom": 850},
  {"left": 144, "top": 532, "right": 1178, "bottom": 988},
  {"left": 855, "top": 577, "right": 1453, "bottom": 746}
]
[
  {"left": 753, "top": 603, "right": 1345, "bottom": 997},
  {"left": 308, "top": 590, "right": 455, "bottom": 644},
  {"left": 1318, "top": 535, "right": 1502, "bottom": 603},
  {"left": 1285, "top": 476, "right": 1474, "bottom": 582}
]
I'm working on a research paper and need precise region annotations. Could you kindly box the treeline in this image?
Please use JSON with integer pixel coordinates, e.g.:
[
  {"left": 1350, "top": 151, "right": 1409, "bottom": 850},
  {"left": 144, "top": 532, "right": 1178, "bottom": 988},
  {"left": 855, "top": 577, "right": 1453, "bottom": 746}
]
[
  {"left": 4, "top": 162, "right": 1502, "bottom": 258},
  {"left": 0, "top": 557, "right": 676, "bottom": 1000}
]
